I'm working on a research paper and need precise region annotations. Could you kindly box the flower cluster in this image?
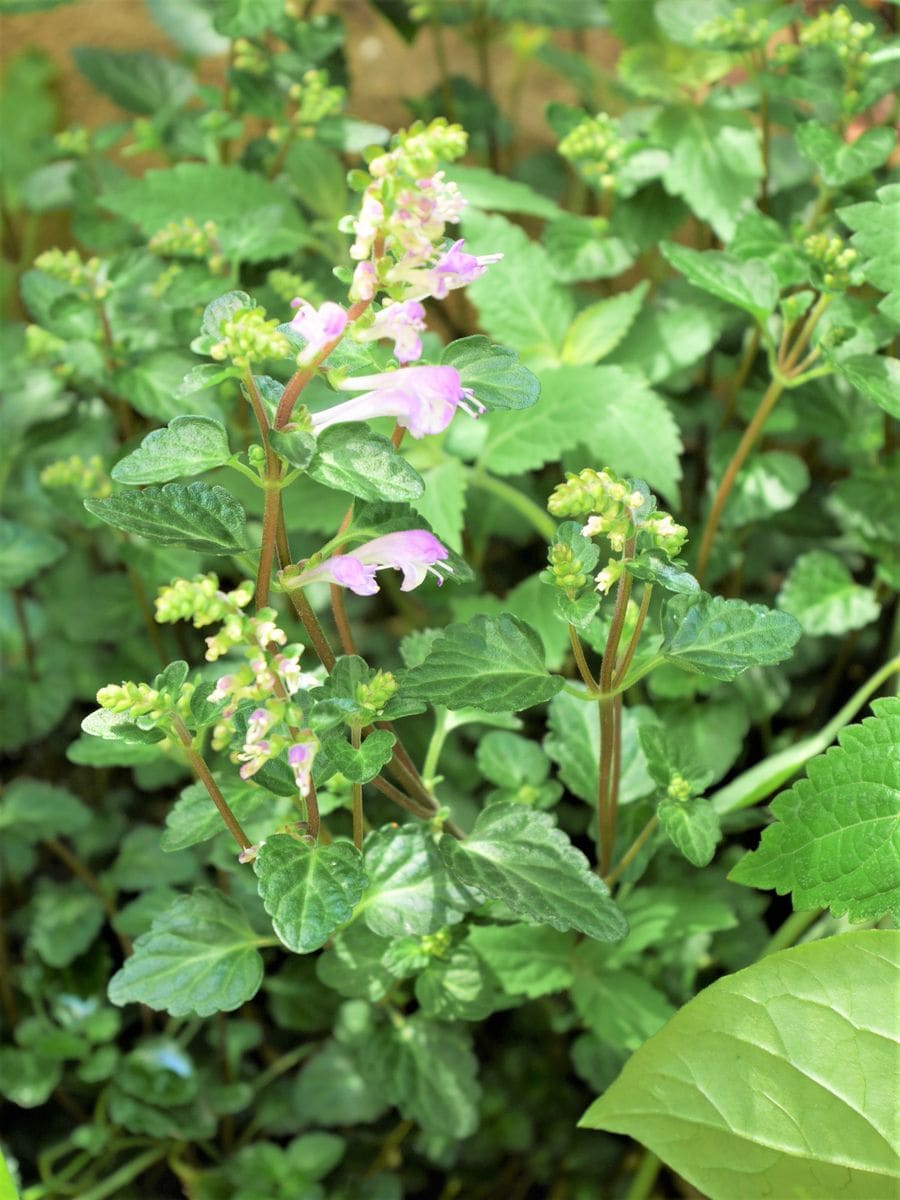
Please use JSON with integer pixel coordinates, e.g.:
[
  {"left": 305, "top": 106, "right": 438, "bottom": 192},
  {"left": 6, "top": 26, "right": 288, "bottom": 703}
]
[
  {"left": 695, "top": 7, "right": 768, "bottom": 50},
  {"left": 803, "top": 233, "right": 859, "bottom": 292},
  {"left": 289, "top": 530, "right": 452, "bottom": 597},
  {"left": 149, "top": 217, "right": 224, "bottom": 273},
  {"left": 288, "top": 70, "right": 345, "bottom": 130},
  {"left": 41, "top": 454, "right": 111, "bottom": 500},
  {"left": 233, "top": 37, "right": 267, "bottom": 75},
  {"left": 97, "top": 679, "right": 167, "bottom": 719},
  {"left": 34, "top": 249, "right": 109, "bottom": 300},
  {"left": 24, "top": 325, "right": 67, "bottom": 362},
  {"left": 310, "top": 365, "right": 483, "bottom": 440},
  {"left": 53, "top": 125, "right": 91, "bottom": 157},
  {"left": 210, "top": 306, "right": 293, "bottom": 367},
  {"left": 558, "top": 113, "right": 625, "bottom": 193},
  {"left": 546, "top": 541, "right": 593, "bottom": 593},
  {"left": 800, "top": 4, "right": 874, "bottom": 62}
]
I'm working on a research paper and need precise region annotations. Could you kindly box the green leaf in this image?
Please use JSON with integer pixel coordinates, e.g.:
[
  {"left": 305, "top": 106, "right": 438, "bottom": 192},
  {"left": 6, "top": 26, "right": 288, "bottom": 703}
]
[
  {"left": 161, "top": 782, "right": 269, "bottom": 852},
  {"left": 729, "top": 698, "right": 900, "bottom": 922},
  {"left": 714, "top": 448, "right": 810, "bottom": 529},
  {"left": 320, "top": 730, "right": 396, "bottom": 784},
  {"left": 605, "top": 294, "right": 724, "bottom": 386},
  {"left": 656, "top": 107, "right": 762, "bottom": 240},
  {"left": 72, "top": 46, "right": 194, "bottom": 115},
  {"left": 414, "top": 943, "right": 500, "bottom": 1020},
  {"left": 480, "top": 365, "right": 682, "bottom": 502},
  {"left": 294, "top": 1041, "right": 388, "bottom": 1125},
  {"left": 0, "top": 777, "right": 90, "bottom": 840},
  {"left": 461, "top": 210, "right": 574, "bottom": 364},
  {"left": 777, "top": 551, "right": 880, "bottom": 637},
  {"left": 561, "top": 283, "right": 649, "bottom": 365},
  {"left": 146, "top": 0, "right": 230, "bottom": 55},
  {"left": 544, "top": 214, "right": 635, "bottom": 283},
  {"left": 660, "top": 243, "right": 778, "bottom": 323},
  {"left": 796, "top": 122, "right": 895, "bottom": 189},
  {"left": 657, "top": 797, "right": 721, "bottom": 867},
  {"left": 441, "top": 336, "right": 540, "bottom": 411},
  {"left": 31, "top": 882, "right": 106, "bottom": 967},
  {"left": 85, "top": 482, "right": 247, "bottom": 554},
  {"left": 255, "top": 835, "right": 367, "bottom": 954},
  {"left": 108, "top": 889, "right": 265, "bottom": 1017},
  {"left": 581, "top": 930, "right": 900, "bottom": 1200},
  {"left": 662, "top": 593, "right": 801, "bottom": 681},
  {"left": 316, "top": 924, "right": 393, "bottom": 1001},
  {"left": 363, "top": 1015, "right": 481, "bottom": 1138},
  {"left": 403, "top": 614, "right": 564, "bottom": 712},
  {"left": 468, "top": 923, "right": 575, "bottom": 998},
  {"left": 572, "top": 949, "right": 674, "bottom": 1050},
  {"left": 440, "top": 803, "right": 627, "bottom": 942},
  {"left": 444, "top": 163, "right": 562, "bottom": 219},
  {"left": 111, "top": 416, "right": 231, "bottom": 485},
  {"left": 834, "top": 354, "right": 900, "bottom": 420},
  {"left": 306, "top": 425, "right": 424, "bottom": 503},
  {"left": 0, "top": 518, "right": 65, "bottom": 587},
  {"left": 839, "top": 184, "right": 900, "bottom": 324},
  {"left": 268, "top": 428, "right": 317, "bottom": 470},
  {"left": 410, "top": 456, "right": 468, "bottom": 551},
  {"left": 545, "top": 690, "right": 655, "bottom": 807},
  {"left": 102, "top": 164, "right": 305, "bottom": 263},
  {"left": 627, "top": 553, "right": 699, "bottom": 595},
  {"left": 0, "top": 1048, "right": 61, "bottom": 1109},
  {"left": 359, "top": 825, "right": 473, "bottom": 938}
]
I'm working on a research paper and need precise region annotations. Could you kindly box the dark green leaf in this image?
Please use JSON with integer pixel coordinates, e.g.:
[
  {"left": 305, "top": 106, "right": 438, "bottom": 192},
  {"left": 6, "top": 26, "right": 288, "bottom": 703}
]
[
  {"left": 307, "top": 426, "right": 424, "bottom": 503},
  {"left": 358, "top": 825, "right": 473, "bottom": 938},
  {"left": 255, "top": 836, "right": 367, "bottom": 953},
  {"left": 0, "top": 519, "right": 65, "bottom": 588},
  {"left": 657, "top": 798, "right": 721, "bottom": 867},
  {"left": 85, "top": 482, "right": 247, "bottom": 554},
  {"left": 111, "top": 416, "right": 230, "bottom": 485},
  {"left": 468, "top": 923, "right": 575, "bottom": 998},
  {"left": 441, "top": 336, "right": 540, "bottom": 412},
  {"left": 834, "top": 354, "right": 900, "bottom": 419},
  {"left": 72, "top": 46, "right": 194, "bottom": 115},
  {"left": 662, "top": 593, "right": 801, "bottom": 681},
  {"left": 320, "top": 729, "right": 396, "bottom": 784}
]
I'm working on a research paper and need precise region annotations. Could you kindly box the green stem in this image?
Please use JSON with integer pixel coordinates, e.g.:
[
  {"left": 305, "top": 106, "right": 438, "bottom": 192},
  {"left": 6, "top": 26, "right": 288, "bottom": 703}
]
[
  {"left": 568, "top": 624, "right": 599, "bottom": 692},
  {"left": 469, "top": 469, "right": 556, "bottom": 540},
  {"left": 422, "top": 708, "right": 450, "bottom": 789},
  {"left": 171, "top": 716, "right": 252, "bottom": 851},
  {"left": 612, "top": 584, "right": 652, "bottom": 690},
  {"left": 762, "top": 908, "right": 822, "bottom": 957},
  {"left": 625, "top": 1150, "right": 661, "bottom": 1200},
  {"left": 605, "top": 815, "right": 659, "bottom": 889},
  {"left": 75, "top": 1148, "right": 168, "bottom": 1200}
]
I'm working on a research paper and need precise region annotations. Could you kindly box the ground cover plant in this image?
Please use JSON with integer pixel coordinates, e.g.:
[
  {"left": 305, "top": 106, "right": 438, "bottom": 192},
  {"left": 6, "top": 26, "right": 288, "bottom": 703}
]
[{"left": 0, "top": 0, "right": 898, "bottom": 1197}]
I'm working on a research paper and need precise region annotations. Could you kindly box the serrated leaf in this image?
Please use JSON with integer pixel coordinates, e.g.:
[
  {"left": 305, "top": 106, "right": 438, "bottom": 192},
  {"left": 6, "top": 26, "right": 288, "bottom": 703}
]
[
  {"left": 626, "top": 553, "right": 699, "bottom": 594},
  {"left": 111, "top": 416, "right": 230, "bottom": 485},
  {"left": 561, "top": 282, "right": 649, "bottom": 365},
  {"left": 606, "top": 295, "right": 724, "bottom": 385},
  {"left": 657, "top": 797, "right": 721, "bottom": 867},
  {"left": 839, "top": 184, "right": 900, "bottom": 324},
  {"left": 462, "top": 209, "right": 574, "bottom": 365},
  {"left": 0, "top": 519, "right": 65, "bottom": 587},
  {"left": 161, "top": 782, "right": 269, "bottom": 852},
  {"left": 358, "top": 825, "right": 473, "bottom": 938},
  {"left": 306, "top": 425, "right": 424, "bottom": 503},
  {"left": 403, "top": 614, "right": 564, "bottom": 712},
  {"left": 796, "top": 122, "right": 895, "bottom": 189},
  {"left": 572, "top": 948, "right": 674, "bottom": 1050},
  {"left": 410, "top": 456, "right": 468, "bottom": 551},
  {"left": 544, "top": 214, "right": 635, "bottom": 283},
  {"left": 72, "top": 46, "right": 194, "bottom": 114},
  {"left": 777, "top": 551, "right": 880, "bottom": 637},
  {"left": 661, "top": 243, "right": 778, "bottom": 323},
  {"left": 468, "top": 923, "right": 575, "bottom": 998},
  {"left": 0, "top": 778, "right": 90, "bottom": 840},
  {"left": 440, "top": 803, "right": 627, "bottom": 942},
  {"left": 729, "top": 698, "right": 900, "bottom": 922},
  {"left": 414, "top": 943, "right": 500, "bottom": 1020},
  {"left": 316, "top": 923, "right": 393, "bottom": 1001},
  {"left": 255, "top": 835, "right": 367, "bottom": 953},
  {"left": 363, "top": 1015, "right": 480, "bottom": 1138},
  {"left": 85, "top": 482, "right": 247, "bottom": 554},
  {"left": 444, "top": 163, "right": 562, "bottom": 219},
  {"left": 320, "top": 729, "right": 396, "bottom": 784},
  {"left": 834, "top": 354, "right": 900, "bottom": 419},
  {"left": 441, "top": 335, "right": 540, "bottom": 412},
  {"left": 715, "top": 448, "right": 810, "bottom": 529},
  {"left": 108, "top": 889, "right": 265, "bottom": 1017},
  {"left": 662, "top": 593, "right": 801, "bottom": 681},
  {"left": 581, "top": 930, "right": 900, "bottom": 1200},
  {"left": 268, "top": 428, "right": 317, "bottom": 470}
]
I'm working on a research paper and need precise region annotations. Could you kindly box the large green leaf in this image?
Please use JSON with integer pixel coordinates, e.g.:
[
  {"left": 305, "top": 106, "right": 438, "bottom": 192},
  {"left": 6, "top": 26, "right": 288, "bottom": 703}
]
[
  {"left": 834, "top": 354, "right": 900, "bottom": 420},
  {"left": 461, "top": 210, "right": 574, "bottom": 365},
  {"left": 111, "top": 416, "right": 231, "bottom": 485},
  {"left": 444, "top": 164, "right": 562, "bottom": 219},
  {"left": 441, "top": 336, "right": 540, "bottom": 411},
  {"left": 85, "top": 482, "right": 247, "bottom": 554},
  {"left": 0, "top": 778, "right": 90, "bottom": 840},
  {"left": 839, "top": 183, "right": 900, "bottom": 324},
  {"left": 31, "top": 882, "right": 105, "bottom": 968},
  {"left": 254, "top": 836, "right": 366, "bottom": 954},
  {"left": 468, "top": 923, "right": 576, "bottom": 998},
  {"left": 0, "top": 519, "right": 65, "bottom": 588},
  {"left": 403, "top": 614, "right": 564, "bottom": 712},
  {"left": 582, "top": 930, "right": 900, "bottom": 1200},
  {"left": 306, "top": 425, "right": 424, "bottom": 503},
  {"left": 661, "top": 243, "right": 778, "bottom": 324},
  {"left": 72, "top": 46, "right": 194, "bottom": 115},
  {"left": 729, "top": 697, "right": 900, "bottom": 922},
  {"left": 561, "top": 282, "right": 649, "bottom": 365},
  {"left": 572, "top": 947, "right": 674, "bottom": 1050},
  {"left": 440, "top": 803, "right": 627, "bottom": 942},
  {"left": 358, "top": 825, "right": 473, "bottom": 938},
  {"left": 777, "top": 551, "right": 880, "bottom": 637},
  {"left": 107, "top": 889, "right": 266, "bottom": 1017},
  {"left": 662, "top": 594, "right": 801, "bottom": 681},
  {"left": 796, "top": 122, "right": 895, "bottom": 189}
]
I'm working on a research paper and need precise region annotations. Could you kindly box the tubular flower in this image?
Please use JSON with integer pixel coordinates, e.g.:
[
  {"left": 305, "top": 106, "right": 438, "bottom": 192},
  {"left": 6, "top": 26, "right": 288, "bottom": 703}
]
[
  {"left": 388, "top": 239, "right": 503, "bottom": 301},
  {"left": 310, "top": 365, "right": 484, "bottom": 439},
  {"left": 289, "top": 299, "right": 348, "bottom": 359},
  {"left": 355, "top": 300, "right": 427, "bottom": 364},
  {"left": 288, "top": 740, "right": 316, "bottom": 795},
  {"left": 290, "top": 530, "right": 452, "bottom": 596}
]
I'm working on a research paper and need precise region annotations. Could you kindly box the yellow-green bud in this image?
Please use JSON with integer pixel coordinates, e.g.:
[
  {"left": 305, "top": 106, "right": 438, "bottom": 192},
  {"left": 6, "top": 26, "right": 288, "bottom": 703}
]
[
  {"left": 357, "top": 670, "right": 399, "bottom": 714},
  {"left": 210, "top": 306, "right": 293, "bottom": 368},
  {"left": 41, "top": 454, "right": 110, "bottom": 499},
  {"left": 97, "top": 680, "right": 162, "bottom": 718},
  {"left": 667, "top": 773, "right": 692, "bottom": 801},
  {"left": 547, "top": 543, "right": 589, "bottom": 591}
]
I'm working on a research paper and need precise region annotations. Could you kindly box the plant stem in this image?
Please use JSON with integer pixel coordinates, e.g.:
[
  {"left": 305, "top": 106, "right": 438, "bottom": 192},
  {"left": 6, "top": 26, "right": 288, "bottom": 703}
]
[
  {"left": 351, "top": 724, "right": 363, "bottom": 850},
  {"left": 330, "top": 583, "right": 357, "bottom": 655},
  {"left": 605, "top": 815, "right": 659, "bottom": 888},
  {"left": 596, "top": 543, "right": 634, "bottom": 874},
  {"left": 625, "top": 1150, "right": 661, "bottom": 1200},
  {"left": 762, "top": 907, "right": 822, "bottom": 957},
  {"left": 422, "top": 708, "right": 450, "bottom": 787},
  {"left": 613, "top": 584, "right": 652, "bottom": 690},
  {"left": 370, "top": 774, "right": 433, "bottom": 820},
  {"left": 285, "top": 588, "right": 337, "bottom": 670},
  {"left": 74, "top": 1147, "right": 168, "bottom": 1200},
  {"left": 171, "top": 716, "right": 252, "bottom": 851},
  {"left": 718, "top": 327, "right": 760, "bottom": 432},
  {"left": 568, "top": 624, "right": 599, "bottom": 691},
  {"left": 470, "top": 469, "right": 557, "bottom": 540}
]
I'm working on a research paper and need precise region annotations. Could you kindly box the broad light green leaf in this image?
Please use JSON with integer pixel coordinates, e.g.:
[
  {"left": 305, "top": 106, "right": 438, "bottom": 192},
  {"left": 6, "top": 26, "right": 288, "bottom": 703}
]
[
  {"left": 572, "top": 947, "right": 674, "bottom": 1050},
  {"left": 545, "top": 690, "right": 655, "bottom": 807},
  {"left": 440, "top": 803, "right": 627, "bottom": 942},
  {"left": 306, "top": 425, "right": 424, "bottom": 503},
  {"left": 462, "top": 210, "right": 574, "bottom": 365},
  {"left": 255, "top": 835, "right": 366, "bottom": 954},
  {"left": 840, "top": 184, "right": 900, "bottom": 324},
  {"left": 31, "top": 881, "right": 105, "bottom": 967},
  {"left": 111, "top": 416, "right": 231, "bottom": 485},
  {"left": 777, "top": 551, "right": 879, "bottom": 637},
  {"left": 544, "top": 214, "right": 635, "bottom": 283},
  {"left": 358, "top": 825, "right": 473, "bottom": 938},
  {"left": 561, "top": 282, "right": 649, "bottom": 365},
  {"left": 414, "top": 943, "right": 500, "bottom": 1020},
  {"left": 363, "top": 1015, "right": 481, "bottom": 1138},
  {"left": 441, "top": 336, "right": 540, "bottom": 411},
  {"left": 319, "top": 729, "right": 396, "bottom": 784},
  {"left": 403, "top": 614, "right": 564, "bottom": 712},
  {"left": 656, "top": 107, "right": 762, "bottom": 241},
  {"left": 581, "top": 930, "right": 900, "bottom": 1200},
  {"left": 729, "top": 698, "right": 900, "bottom": 922},
  {"left": 0, "top": 519, "right": 65, "bottom": 588},
  {"left": 85, "top": 482, "right": 247, "bottom": 554},
  {"left": 605, "top": 296, "right": 724, "bottom": 385},
  {"left": 716, "top": 448, "right": 810, "bottom": 529},
  {"left": 294, "top": 1041, "right": 388, "bottom": 1125},
  {"left": 0, "top": 777, "right": 90, "bottom": 840},
  {"left": 662, "top": 593, "right": 801, "bottom": 681},
  {"left": 72, "top": 46, "right": 194, "bottom": 115},
  {"left": 835, "top": 354, "right": 900, "bottom": 419},
  {"left": 476, "top": 730, "right": 561, "bottom": 808},
  {"left": 661, "top": 243, "right": 778, "bottom": 323},
  {"left": 108, "top": 889, "right": 266, "bottom": 1017},
  {"left": 0, "top": 1048, "right": 61, "bottom": 1109},
  {"left": 468, "top": 923, "right": 575, "bottom": 998},
  {"left": 410, "top": 456, "right": 467, "bottom": 551},
  {"left": 316, "top": 924, "right": 393, "bottom": 1001},
  {"left": 796, "top": 122, "right": 895, "bottom": 189},
  {"left": 657, "top": 797, "right": 721, "bottom": 867},
  {"left": 444, "top": 164, "right": 562, "bottom": 219}
]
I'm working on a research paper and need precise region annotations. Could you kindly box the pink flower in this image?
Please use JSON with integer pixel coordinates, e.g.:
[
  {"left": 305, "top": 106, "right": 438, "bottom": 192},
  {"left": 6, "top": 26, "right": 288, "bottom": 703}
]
[
  {"left": 350, "top": 193, "right": 385, "bottom": 261},
  {"left": 389, "top": 238, "right": 503, "bottom": 301},
  {"left": 356, "top": 300, "right": 427, "bottom": 364},
  {"left": 350, "top": 261, "right": 377, "bottom": 302},
  {"left": 289, "top": 299, "right": 348, "bottom": 358},
  {"left": 288, "top": 740, "right": 316, "bottom": 796},
  {"left": 291, "top": 530, "right": 452, "bottom": 596},
  {"left": 310, "top": 364, "right": 483, "bottom": 439}
]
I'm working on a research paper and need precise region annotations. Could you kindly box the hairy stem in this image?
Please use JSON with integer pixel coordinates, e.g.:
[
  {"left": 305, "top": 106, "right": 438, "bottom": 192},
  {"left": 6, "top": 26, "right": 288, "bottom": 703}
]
[
  {"left": 568, "top": 624, "right": 599, "bottom": 692},
  {"left": 351, "top": 724, "right": 364, "bottom": 850},
  {"left": 613, "top": 584, "right": 652, "bottom": 690},
  {"left": 330, "top": 584, "right": 357, "bottom": 655},
  {"left": 285, "top": 588, "right": 337, "bottom": 670},
  {"left": 604, "top": 815, "right": 659, "bottom": 888},
  {"left": 171, "top": 716, "right": 252, "bottom": 851}
]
